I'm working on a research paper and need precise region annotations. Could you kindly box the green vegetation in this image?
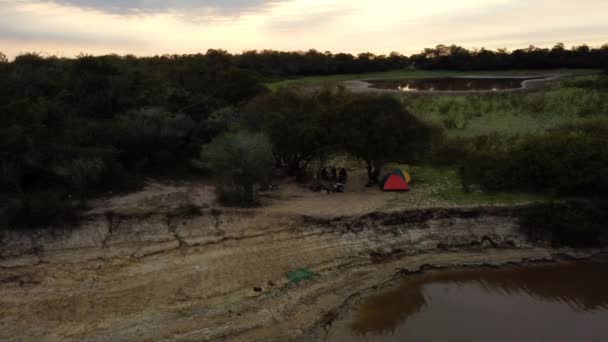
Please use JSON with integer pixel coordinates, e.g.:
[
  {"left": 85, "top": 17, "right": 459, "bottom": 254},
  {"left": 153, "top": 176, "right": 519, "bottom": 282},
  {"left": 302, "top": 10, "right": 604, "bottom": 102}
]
[
  {"left": 461, "top": 132, "right": 608, "bottom": 195},
  {"left": 242, "top": 90, "right": 436, "bottom": 183},
  {"left": 0, "top": 53, "right": 264, "bottom": 227},
  {"left": 337, "top": 95, "right": 435, "bottom": 183},
  {"left": 410, "top": 166, "right": 547, "bottom": 206},
  {"left": 241, "top": 90, "right": 337, "bottom": 175},
  {"left": 2, "top": 45, "right": 608, "bottom": 231},
  {"left": 266, "top": 69, "right": 597, "bottom": 90},
  {"left": 193, "top": 131, "right": 274, "bottom": 206},
  {"left": 392, "top": 75, "right": 608, "bottom": 199},
  {"left": 522, "top": 200, "right": 608, "bottom": 247},
  {"left": 405, "top": 75, "right": 608, "bottom": 137}
]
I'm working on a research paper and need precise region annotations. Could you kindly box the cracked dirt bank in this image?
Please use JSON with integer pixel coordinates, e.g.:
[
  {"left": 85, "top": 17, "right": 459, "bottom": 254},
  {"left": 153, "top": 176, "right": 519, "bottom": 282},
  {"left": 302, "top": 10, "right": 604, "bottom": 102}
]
[{"left": 1, "top": 183, "right": 605, "bottom": 341}]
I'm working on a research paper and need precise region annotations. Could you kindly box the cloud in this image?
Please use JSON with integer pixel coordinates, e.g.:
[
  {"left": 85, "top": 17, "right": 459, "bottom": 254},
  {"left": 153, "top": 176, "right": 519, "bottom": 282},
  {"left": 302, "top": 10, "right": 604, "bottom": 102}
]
[
  {"left": 0, "top": 2, "right": 141, "bottom": 45},
  {"left": 398, "top": 0, "right": 608, "bottom": 51},
  {"left": 37, "top": 0, "right": 287, "bottom": 17},
  {"left": 262, "top": 3, "right": 351, "bottom": 35},
  {"left": 1, "top": 0, "right": 607, "bottom": 59}
]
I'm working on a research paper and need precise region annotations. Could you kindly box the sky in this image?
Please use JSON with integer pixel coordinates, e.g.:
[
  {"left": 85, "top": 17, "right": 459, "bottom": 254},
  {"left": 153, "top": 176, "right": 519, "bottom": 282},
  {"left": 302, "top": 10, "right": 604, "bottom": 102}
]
[{"left": 1, "top": 0, "right": 607, "bottom": 59}]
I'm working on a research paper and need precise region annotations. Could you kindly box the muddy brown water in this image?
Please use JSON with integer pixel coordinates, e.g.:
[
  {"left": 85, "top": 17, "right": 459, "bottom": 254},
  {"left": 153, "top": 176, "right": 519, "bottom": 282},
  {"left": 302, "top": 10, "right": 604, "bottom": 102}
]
[
  {"left": 367, "top": 77, "right": 545, "bottom": 92},
  {"left": 327, "top": 262, "right": 608, "bottom": 342}
]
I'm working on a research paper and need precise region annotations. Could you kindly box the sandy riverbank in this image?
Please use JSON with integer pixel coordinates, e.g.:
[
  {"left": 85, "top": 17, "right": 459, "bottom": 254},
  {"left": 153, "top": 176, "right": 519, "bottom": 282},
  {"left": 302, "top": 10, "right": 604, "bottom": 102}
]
[{"left": 1, "top": 179, "right": 604, "bottom": 341}]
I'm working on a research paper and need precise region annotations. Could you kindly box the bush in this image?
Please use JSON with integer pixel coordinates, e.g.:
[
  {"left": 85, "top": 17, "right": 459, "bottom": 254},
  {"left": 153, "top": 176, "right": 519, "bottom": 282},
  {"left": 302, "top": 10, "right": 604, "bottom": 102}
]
[
  {"left": 193, "top": 130, "right": 274, "bottom": 206},
  {"left": 462, "top": 134, "right": 608, "bottom": 195},
  {"left": 243, "top": 90, "right": 437, "bottom": 182},
  {"left": 462, "top": 150, "right": 515, "bottom": 191},
  {"left": 431, "top": 133, "right": 516, "bottom": 165},
  {"left": 522, "top": 200, "right": 608, "bottom": 247},
  {"left": 241, "top": 89, "right": 337, "bottom": 174},
  {"left": 69, "top": 157, "right": 105, "bottom": 208},
  {"left": 1, "top": 191, "right": 80, "bottom": 229}
]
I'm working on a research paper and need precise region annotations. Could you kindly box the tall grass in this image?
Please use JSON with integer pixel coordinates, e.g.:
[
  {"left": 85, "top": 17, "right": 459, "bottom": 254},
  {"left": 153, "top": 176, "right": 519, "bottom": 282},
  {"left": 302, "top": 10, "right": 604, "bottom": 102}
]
[{"left": 404, "top": 75, "right": 608, "bottom": 137}]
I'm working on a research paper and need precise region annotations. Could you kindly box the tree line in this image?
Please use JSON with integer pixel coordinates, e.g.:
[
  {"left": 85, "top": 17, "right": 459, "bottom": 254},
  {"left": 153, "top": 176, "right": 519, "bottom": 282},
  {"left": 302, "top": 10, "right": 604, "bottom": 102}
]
[
  {"left": 1, "top": 43, "right": 607, "bottom": 227},
  {"left": 0, "top": 52, "right": 265, "bottom": 226},
  {"left": 410, "top": 44, "right": 608, "bottom": 70},
  {"left": 0, "top": 49, "right": 435, "bottom": 225},
  {"left": 1, "top": 42, "right": 607, "bottom": 79},
  {"left": 193, "top": 89, "right": 436, "bottom": 206}
]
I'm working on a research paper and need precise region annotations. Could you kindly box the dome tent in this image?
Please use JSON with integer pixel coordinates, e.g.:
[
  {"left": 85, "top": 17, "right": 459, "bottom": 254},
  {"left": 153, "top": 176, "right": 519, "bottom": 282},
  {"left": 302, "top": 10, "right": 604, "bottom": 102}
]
[
  {"left": 393, "top": 168, "right": 412, "bottom": 184},
  {"left": 382, "top": 169, "right": 411, "bottom": 191}
]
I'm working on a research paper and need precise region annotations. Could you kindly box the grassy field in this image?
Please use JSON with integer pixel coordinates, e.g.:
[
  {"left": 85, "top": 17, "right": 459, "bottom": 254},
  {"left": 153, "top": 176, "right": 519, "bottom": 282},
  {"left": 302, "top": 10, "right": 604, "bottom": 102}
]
[
  {"left": 403, "top": 74, "right": 608, "bottom": 137},
  {"left": 408, "top": 165, "right": 547, "bottom": 206},
  {"left": 265, "top": 68, "right": 598, "bottom": 91},
  {"left": 320, "top": 70, "right": 606, "bottom": 207},
  {"left": 325, "top": 155, "right": 548, "bottom": 207}
]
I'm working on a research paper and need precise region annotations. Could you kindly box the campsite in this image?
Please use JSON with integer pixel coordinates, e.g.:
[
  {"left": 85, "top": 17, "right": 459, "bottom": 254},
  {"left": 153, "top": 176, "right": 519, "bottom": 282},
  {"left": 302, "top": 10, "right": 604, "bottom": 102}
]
[
  {"left": 2, "top": 8, "right": 608, "bottom": 339},
  {"left": 2, "top": 58, "right": 608, "bottom": 340}
]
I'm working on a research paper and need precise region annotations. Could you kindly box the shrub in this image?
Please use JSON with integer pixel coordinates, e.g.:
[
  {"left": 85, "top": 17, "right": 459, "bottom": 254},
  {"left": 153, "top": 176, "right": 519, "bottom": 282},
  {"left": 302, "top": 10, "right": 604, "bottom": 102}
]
[
  {"left": 241, "top": 89, "right": 337, "bottom": 174},
  {"left": 1, "top": 191, "right": 80, "bottom": 229},
  {"left": 462, "top": 134, "right": 608, "bottom": 196},
  {"left": 193, "top": 130, "right": 274, "bottom": 206},
  {"left": 244, "top": 90, "right": 436, "bottom": 182},
  {"left": 462, "top": 150, "right": 515, "bottom": 191},
  {"left": 0, "top": 196, "right": 22, "bottom": 227},
  {"left": 431, "top": 133, "right": 516, "bottom": 166},
  {"left": 69, "top": 157, "right": 105, "bottom": 208},
  {"left": 522, "top": 200, "right": 608, "bottom": 247}
]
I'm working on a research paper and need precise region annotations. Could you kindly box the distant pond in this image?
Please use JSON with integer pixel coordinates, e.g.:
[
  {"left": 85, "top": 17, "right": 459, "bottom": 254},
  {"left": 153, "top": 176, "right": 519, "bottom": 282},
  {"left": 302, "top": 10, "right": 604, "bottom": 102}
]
[
  {"left": 366, "top": 77, "right": 546, "bottom": 92},
  {"left": 327, "top": 262, "right": 608, "bottom": 342}
]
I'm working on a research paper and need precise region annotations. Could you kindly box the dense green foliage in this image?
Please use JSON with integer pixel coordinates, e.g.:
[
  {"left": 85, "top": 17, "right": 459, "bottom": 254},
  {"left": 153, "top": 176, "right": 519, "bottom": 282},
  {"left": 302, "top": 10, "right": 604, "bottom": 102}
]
[
  {"left": 0, "top": 52, "right": 265, "bottom": 227},
  {"left": 404, "top": 75, "right": 608, "bottom": 197},
  {"left": 242, "top": 90, "right": 436, "bottom": 181},
  {"left": 410, "top": 43, "right": 608, "bottom": 70},
  {"left": 406, "top": 76, "right": 608, "bottom": 137},
  {"left": 461, "top": 133, "right": 608, "bottom": 195},
  {"left": 522, "top": 200, "right": 608, "bottom": 247},
  {"left": 242, "top": 90, "right": 338, "bottom": 173},
  {"left": 1, "top": 46, "right": 607, "bottom": 229},
  {"left": 193, "top": 131, "right": 274, "bottom": 205},
  {"left": 336, "top": 94, "right": 436, "bottom": 182}
]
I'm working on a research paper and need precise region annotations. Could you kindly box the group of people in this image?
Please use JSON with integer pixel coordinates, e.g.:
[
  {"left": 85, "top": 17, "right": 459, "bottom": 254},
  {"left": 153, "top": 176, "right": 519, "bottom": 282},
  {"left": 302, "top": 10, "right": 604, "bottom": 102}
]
[
  {"left": 317, "top": 167, "right": 348, "bottom": 193},
  {"left": 321, "top": 167, "right": 348, "bottom": 183}
]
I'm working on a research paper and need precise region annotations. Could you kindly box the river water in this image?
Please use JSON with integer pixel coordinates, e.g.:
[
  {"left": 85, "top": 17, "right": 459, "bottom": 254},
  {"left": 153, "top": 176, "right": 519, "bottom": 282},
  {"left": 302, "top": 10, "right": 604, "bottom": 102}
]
[
  {"left": 327, "top": 262, "right": 608, "bottom": 342},
  {"left": 367, "top": 77, "right": 544, "bottom": 92}
]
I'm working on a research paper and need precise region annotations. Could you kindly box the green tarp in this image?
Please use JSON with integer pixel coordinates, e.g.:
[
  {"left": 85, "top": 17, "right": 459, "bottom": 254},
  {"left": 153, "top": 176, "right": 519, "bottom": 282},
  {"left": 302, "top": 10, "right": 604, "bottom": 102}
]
[{"left": 287, "top": 268, "right": 317, "bottom": 283}]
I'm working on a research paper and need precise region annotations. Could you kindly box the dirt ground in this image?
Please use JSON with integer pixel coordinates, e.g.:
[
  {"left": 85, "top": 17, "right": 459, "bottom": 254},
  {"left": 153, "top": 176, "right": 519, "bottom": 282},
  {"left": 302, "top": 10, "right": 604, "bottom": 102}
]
[
  {"left": 1, "top": 177, "right": 603, "bottom": 341},
  {"left": 264, "top": 170, "right": 453, "bottom": 217}
]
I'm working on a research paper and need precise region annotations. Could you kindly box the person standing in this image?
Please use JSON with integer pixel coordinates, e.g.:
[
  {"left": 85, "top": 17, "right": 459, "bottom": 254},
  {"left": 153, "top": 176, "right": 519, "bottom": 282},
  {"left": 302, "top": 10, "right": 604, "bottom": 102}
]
[
  {"left": 338, "top": 168, "right": 348, "bottom": 183},
  {"left": 321, "top": 167, "right": 329, "bottom": 180}
]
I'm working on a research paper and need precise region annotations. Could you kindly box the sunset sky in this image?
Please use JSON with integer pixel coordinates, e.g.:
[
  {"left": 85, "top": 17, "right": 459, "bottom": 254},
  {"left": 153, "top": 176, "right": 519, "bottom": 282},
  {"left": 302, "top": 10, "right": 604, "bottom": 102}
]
[{"left": 1, "top": 0, "right": 607, "bottom": 59}]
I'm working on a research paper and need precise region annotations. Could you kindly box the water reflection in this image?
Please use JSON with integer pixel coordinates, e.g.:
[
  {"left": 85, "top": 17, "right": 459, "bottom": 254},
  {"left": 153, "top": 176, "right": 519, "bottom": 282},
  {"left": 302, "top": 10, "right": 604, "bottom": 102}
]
[
  {"left": 369, "top": 77, "right": 544, "bottom": 92},
  {"left": 329, "top": 262, "right": 608, "bottom": 342}
]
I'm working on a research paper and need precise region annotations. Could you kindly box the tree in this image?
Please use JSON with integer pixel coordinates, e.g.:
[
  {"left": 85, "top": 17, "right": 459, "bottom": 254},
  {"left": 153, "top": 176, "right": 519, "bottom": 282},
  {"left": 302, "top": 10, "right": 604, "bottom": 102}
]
[
  {"left": 194, "top": 131, "right": 273, "bottom": 205},
  {"left": 69, "top": 157, "right": 105, "bottom": 208},
  {"left": 242, "top": 89, "right": 335, "bottom": 174},
  {"left": 0, "top": 52, "right": 7, "bottom": 64},
  {"left": 551, "top": 43, "right": 565, "bottom": 52},
  {"left": 338, "top": 95, "right": 435, "bottom": 183},
  {"left": 0, "top": 160, "right": 23, "bottom": 194}
]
